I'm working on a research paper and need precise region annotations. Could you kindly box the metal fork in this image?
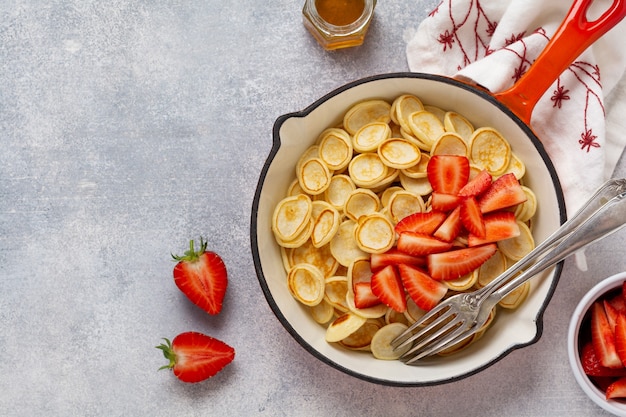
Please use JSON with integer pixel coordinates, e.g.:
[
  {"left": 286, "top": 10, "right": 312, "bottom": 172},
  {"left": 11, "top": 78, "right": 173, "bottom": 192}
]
[{"left": 392, "top": 178, "right": 626, "bottom": 365}]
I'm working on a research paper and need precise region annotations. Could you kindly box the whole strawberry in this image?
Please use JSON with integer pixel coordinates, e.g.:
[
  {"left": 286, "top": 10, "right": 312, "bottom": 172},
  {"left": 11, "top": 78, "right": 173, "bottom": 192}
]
[
  {"left": 157, "top": 332, "right": 235, "bottom": 383},
  {"left": 172, "top": 238, "right": 228, "bottom": 315}
]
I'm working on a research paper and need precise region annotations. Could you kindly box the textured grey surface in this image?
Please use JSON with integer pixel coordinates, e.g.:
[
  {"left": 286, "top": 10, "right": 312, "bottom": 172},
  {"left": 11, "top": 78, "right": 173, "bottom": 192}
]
[{"left": 1, "top": 1, "right": 625, "bottom": 416}]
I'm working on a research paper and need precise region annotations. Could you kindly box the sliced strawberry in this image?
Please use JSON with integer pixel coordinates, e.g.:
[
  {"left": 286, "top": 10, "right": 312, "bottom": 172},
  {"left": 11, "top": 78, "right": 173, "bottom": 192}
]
[
  {"left": 593, "top": 376, "right": 621, "bottom": 392},
  {"left": 581, "top": 342, "right": 626, "bottom": 377},
  {"left": 478, "top": 173, "right": 527, "bottom": 213},
  {"left": 433, "top": 206, "right": 462, "bottom": 242},
  {"left": 173, "top": 238, "right": 228, "bottom": 315},
  {"left": 615, "top": 313, "right": 626, "bottom": 367},
  {"left": 460, "top": 197, "right": 485, "bottom": 238},
  {"left": 606, "top": 377, "right": 626, "bottom": 400},
  {"left": 427, "top": 243, "right": 497, "bottom": 281},
  {"left": 370, "top": 265, "right": 406, "bottom": 313},
  {"left": 370, "top": 248, "right": 426, "bottom": 272},
  {"left": 353, "top": 282, "right": 382, "bottom": 309},
  {"left": 397, "top": 232, "right": 454, "bottom": 256},
  {"left": 394, "top": 211, "right": 447, "bottom": 235},
  {"left": 427, "top": 155, "right": 470, "bottom": 195},
  {"left": 591, "top": 301, "right": 624, "bottom": 369},
  {"left": 431, "top": 192, "right": 462, "bottom": 212},
  {"left": 605, "top": 300, "right": 620, "bottom": 332},
  {"left": 398, "top": 264, "right": 448, "bottom": 311},
  {"left": 467, "top": 211, "right": 520, "bottom": 246},
  {"left": 458, "top": 169, "right": 492, "bottom": 197},
  {"left": 610, "top": 293, "right": 626, "bottom": 314},
  {"left": 157, "top": 331, "right": 235, "bottom": 383}
]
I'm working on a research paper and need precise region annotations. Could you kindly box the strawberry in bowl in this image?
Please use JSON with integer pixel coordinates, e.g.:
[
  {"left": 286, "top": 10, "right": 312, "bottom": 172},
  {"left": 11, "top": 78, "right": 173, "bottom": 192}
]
[{"left": 569, "top": 272, "right": 626, "bottom": 414}]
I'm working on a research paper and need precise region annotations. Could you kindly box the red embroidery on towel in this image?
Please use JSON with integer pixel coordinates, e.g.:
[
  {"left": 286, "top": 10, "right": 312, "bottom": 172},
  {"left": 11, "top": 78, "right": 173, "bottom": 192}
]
[
  {"left": 579, "top": 129, "right": 600, "bottom": 152},
  {"left": 436, "top": 0, "right": 496, "bottom": 66},
  {"left": 438, "top": 30, "right": 455, "bottom": 51},
  {"left": 567, "top": 61, "right": 604, "bottom": 152},
  {"left": 550, "top": 80, "right": 570, "bottom": 108},
  {"left": 430, "top": 1, "right": 443, "bottom": 17},
  {"left": 504, "top": 32, "right": 526, "bottom": 46}
]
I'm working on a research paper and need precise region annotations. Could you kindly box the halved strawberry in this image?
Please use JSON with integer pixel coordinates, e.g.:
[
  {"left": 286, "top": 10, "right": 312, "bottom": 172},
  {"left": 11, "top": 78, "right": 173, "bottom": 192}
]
[
  {"left": 157, "top": 331, "right": 235, "bottom": 383},
  {"left": 467, "top": 211, "right": 520, "bottom": 246},
  {"left": 431, "top": 192, "right": 462, "bottom": 212},
  {"left": 370, "top": 265, "right": 406, "bottom": 313},
  {"left": 398, "top": 264, "right": 448, "bottom": 311},
  {"left": 397, "top": 232, "right": 453, "bottom": 256},
  {"left": 581, "top": 342, "right": 626, "bottom": 377},
  {"left": 591, "top": 301, "right": 624, "bottom": 369},
  {"left": 615, "top": 313, "right": 626, "bottom": 367},
  {"left": 478, "top": 173, "right": 527, "bottom": 213},
  {"left": 427, "top": 243, "right": 497, "bottom": 281},
  {"left": 173, "top": 238, "right": 228, "bottom": 315},
  {"left": 458, "top": 169, "right": 492, "bottom": 197},
  {"left": 606, "top": 377, "right": 626, "bottom": 400},
  {"left": 427, "top": 155, "right": 470, "bottom": 195},
  {"left": 394, "top": 211, "right": 447, "bottom": 235},
  {"left": 433, "top": 206, "right": 462, "bottom": 242},
  {"left": 353, "top": 281, "right": 382, "bottom": 309},
  {"left": 370, "top": 248, "right": 426, "bottom": 272},
  {"left": 460, "top": 196, "right": 485, "bottom": 238}
]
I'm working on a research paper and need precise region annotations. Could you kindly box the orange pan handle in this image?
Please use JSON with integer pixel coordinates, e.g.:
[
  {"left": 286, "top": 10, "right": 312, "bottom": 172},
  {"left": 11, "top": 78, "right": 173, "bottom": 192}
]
[{"left": 493, "top": 0, "right": 626, "bottom": 125}]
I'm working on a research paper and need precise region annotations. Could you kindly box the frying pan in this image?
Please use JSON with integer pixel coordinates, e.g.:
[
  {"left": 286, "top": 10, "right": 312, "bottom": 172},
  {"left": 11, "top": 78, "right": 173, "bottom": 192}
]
[{"left": 251, "top": 0, "right": 626, "bottom": 386}]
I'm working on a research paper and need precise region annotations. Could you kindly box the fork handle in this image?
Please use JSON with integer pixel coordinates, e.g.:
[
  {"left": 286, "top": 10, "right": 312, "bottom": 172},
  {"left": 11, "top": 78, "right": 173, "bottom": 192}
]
[{"left": 491, "top": 189, "right": 626, "bottom": 301}]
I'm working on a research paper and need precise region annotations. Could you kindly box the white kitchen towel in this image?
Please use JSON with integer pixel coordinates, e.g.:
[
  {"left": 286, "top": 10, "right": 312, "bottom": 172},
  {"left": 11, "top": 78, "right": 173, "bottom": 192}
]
[{"left": 406, "top": 0, "right": 626, "bottom": 216}]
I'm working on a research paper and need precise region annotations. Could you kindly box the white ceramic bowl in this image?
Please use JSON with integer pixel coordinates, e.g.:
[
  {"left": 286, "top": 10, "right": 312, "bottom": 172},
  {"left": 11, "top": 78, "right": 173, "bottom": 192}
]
[
  {"left": 568, "top": 271, "right": 626, "bottom": 416},
  {"left": 251, "top": 73, "right": 567, "bottom": 386}
]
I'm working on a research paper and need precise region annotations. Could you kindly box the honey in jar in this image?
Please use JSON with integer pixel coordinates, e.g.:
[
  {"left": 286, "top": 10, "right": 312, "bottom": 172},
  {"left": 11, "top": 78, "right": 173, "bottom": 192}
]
[{"left": 302, "top": 0, "right": 376, "bottom": 50}]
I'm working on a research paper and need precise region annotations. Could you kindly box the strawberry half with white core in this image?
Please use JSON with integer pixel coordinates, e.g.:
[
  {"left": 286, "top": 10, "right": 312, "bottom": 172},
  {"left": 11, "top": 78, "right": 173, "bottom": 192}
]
[
  {"left": 370, "top": 265, "right": 406, "bottom": 313},
  {"left": 427, "top": 155, "right": 469, "bottom": 195},
  {"left": 157, "top": 332, "right": 235, "bottom": 383},
  {"left": 394, "top": 211, "right": 447, "bottom": 235},
  {"left": 591, "top": 301, "right": 623, "bottom": 369},
  {"left": 370, "top": 248, "right": 426, "bottom": 272},
  {"left": 398, "top": 264, "right": 447, "bottom": 311},
  {"left": 172, "top": 238, "right": 228, "bottom": 315},
  {"left": 427, "top": 243, "right": 497, "bottom": 281},
  {"left": 478, "top": 172, "right": 527, "bottom": 213}
]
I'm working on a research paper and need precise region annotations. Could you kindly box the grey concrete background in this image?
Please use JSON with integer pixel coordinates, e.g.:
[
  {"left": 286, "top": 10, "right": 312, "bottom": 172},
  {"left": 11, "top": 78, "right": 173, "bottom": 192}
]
[{"left": 1, "top": 1, "right": 625, "bottom": 416}]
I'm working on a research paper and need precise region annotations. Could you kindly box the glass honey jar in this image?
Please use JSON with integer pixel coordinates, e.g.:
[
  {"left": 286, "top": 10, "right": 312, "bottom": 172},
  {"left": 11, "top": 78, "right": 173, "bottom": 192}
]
[{"left": 302, "top": 0, "right": 376, "bottom": 50}]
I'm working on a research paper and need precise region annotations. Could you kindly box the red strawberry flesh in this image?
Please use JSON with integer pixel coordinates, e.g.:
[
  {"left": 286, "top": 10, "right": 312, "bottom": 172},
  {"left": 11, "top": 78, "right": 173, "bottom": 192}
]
[
  {"left": 581, "top": 342, "right": 626, "bottom": 377},
  {"left": 398, "top": 264, "right": 447, "bottom": 311},
  {"left": 458, "top": 169, "right": 492, "bottom": 197},
  {"left": 591, "top": 301, "right": 623, "bottom": 369},
  {"left": 427, "top": 243, "right": 497, "bottom": 281},
  {"left": 606, "top": 377, "right": 626, "bottom": 400},
  {"left": 370, "top": 265, "right": 406, "bottom": 313},
  {"left": 478, "top": 173, "right": 527, "bottom": 213},
  {"left": 394, "top": 211, "right": 447, "bottom": 235},
  {"left": 157, "top": 332, "right": 235, "bottom": 383},
  {"left": 173, "top": 239, "right": 228, "bottom": 315},
  {"left": 353, "top": 282, "right": 381, "bottom": 309},
  {"left": 370, "top": 249, "right": 426, "bottom": 272},
  {"left": 427, "top": 155, "right": 470, "bottom": 195},
  {"left": 467, "top": 211, "right": 520, "bottom": 246},
  {"left": 397, "top": 232, "right": 454, "bottom": 256},
  {"left": 460, "top": 196, "right": 485, "bottom": 238}
]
